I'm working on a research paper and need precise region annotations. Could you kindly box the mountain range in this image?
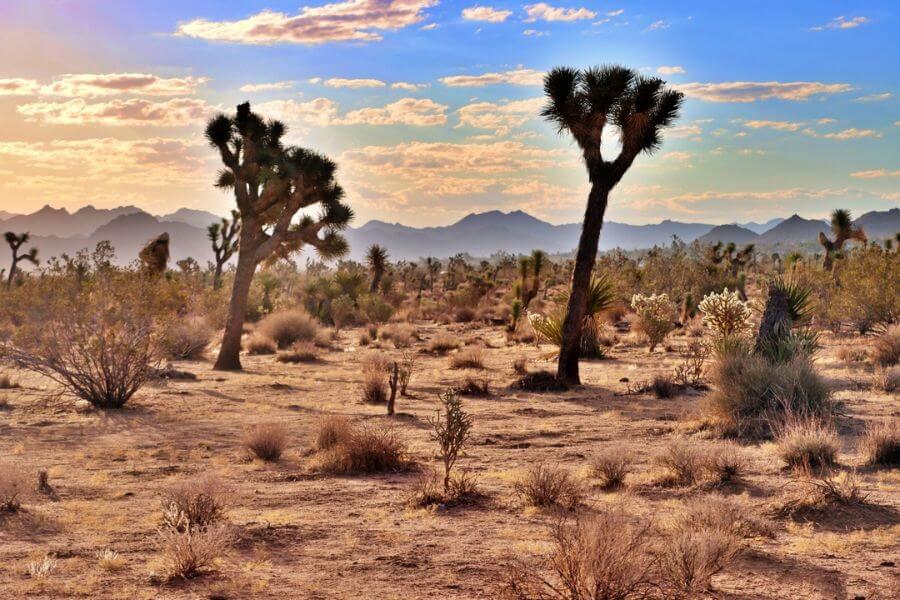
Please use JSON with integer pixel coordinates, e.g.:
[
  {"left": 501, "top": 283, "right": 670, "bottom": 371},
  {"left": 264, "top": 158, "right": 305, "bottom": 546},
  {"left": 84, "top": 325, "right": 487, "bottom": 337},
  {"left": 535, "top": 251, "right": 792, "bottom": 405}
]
[{"left": 0, "top": 205, "right": 898, "bottom": 269}]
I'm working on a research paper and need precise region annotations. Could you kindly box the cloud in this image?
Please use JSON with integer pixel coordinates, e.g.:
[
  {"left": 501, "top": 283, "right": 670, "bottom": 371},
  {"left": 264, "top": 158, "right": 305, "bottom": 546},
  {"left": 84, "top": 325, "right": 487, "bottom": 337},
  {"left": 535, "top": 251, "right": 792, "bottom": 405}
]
[
  {"left": 17, "top": 98, "right": 216, "bottom": 126},
  {"left": 256, "top": 98, "right": 340, "bottom": 127},
  {"left": 662, "top": 151, "right": 693, "bottom": 165},
  {"left": 440, "top": 68, "right": 544, "bottom": 87},
  {"left": 854, "top": 92, "right": 892, "bottom": 102},
  {"left": 524, "top": 3, "right": 595, "bottom": 22},
  {"left": 679, "top": 81, "right": 852, "bottom": 102},
  {"left": 421, "top": 22, "right": 438, "bottom": 30},
  {"left": 461, "top": 6, "right": 512, "bottom": 23},
  {"left": 0, "top": 74, "right": 207, "bottom": 97},
  {"left": 523, "top": 29, "right": 547, "bottom": 36},
  {"left": 323, "top": 78, "right": 386, "bottom": 88},
  {"left": 175, "top": 0, "right": 437, "bottom": 45},
  {"left": 743, "top": 120, "right": 804, "bottom": 131},
  {"left": 817, "top": 118, "right": 837, "bottom": 124},
  {"left": 646, "top": 20, "right": 670, "bottom": 31},
  {"left": 822, "top": 128, "right": 883, "bottom": 140},
  {"left": 656, "top": 66, "right": 685, "bottom": 75},
  {"left": 850, "top": 169, "right": 900, "bottom": 179},
  {"left": 391, "top": 82, "right": 426, "bottom": 91},
  {"left": 257, "top": 97, "right": 446, "bottom": 127},
  {"left": 811, "top": 16, "right": 868, "bottom": 31},
  {"left": 239, "top": 81, "right": 294, "bottom": 92},
  {"left": 455, "top": 97, "right": 543, "bottom": 135}
]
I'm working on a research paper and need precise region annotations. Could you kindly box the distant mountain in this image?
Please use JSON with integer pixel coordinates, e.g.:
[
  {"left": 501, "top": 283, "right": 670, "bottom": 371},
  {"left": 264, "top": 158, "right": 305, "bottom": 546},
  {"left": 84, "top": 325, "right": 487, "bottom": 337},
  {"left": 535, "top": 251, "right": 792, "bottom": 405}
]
[
  {"left": 0, "top": 204, "right": 142, "bottom": 237},
  {"left": 158, "top": 208, "right": 223, "bottom": 229},
  {"left": 756, "top": 214, "right": 829, "bottom": 246},
  {"left": 0, "top": 210, "right": 16, "bottom": 221},
  {"left": 696, "top": 224, "right": 760, "bottom": 246},
  {"left": 854, "top": 208, "right": 900, "bottom": 239},
  {"left": 737, "top": 218, "right": 784, "bottom": 234}
]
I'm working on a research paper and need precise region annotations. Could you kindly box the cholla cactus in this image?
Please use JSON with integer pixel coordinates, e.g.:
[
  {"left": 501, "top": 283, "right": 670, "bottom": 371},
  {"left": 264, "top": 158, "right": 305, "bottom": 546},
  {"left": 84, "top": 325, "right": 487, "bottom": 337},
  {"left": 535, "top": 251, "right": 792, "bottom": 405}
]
[
  {"left": 698, "top": 288, "right": 752, "bottom": 340},
  {"left": 630, "top": 293, "right": 677, "bottom": 351}
]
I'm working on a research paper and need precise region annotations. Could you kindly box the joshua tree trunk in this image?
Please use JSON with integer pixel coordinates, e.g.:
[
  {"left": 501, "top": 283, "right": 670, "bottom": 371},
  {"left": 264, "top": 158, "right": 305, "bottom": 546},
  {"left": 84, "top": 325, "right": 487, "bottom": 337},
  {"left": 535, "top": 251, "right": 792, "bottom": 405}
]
[
  {"left": 557, "top": 184, "right": 609, "bottom": 385},
  {"left": 214, "top": 233, "right": 259, "bottom": 371},
  {"left": 212, "top": 262, "right": 225, "bottom": 290},
  {"left": 754, "top": 284, "right": 790, "bottom": 356}
]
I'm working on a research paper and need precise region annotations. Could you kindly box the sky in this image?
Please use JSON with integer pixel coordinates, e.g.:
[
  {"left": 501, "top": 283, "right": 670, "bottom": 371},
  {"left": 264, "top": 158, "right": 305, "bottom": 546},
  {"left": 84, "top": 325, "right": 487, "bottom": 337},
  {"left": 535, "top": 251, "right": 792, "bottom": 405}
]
[{"left": 0, "top": 0, "right": 897, "bottom": 227}]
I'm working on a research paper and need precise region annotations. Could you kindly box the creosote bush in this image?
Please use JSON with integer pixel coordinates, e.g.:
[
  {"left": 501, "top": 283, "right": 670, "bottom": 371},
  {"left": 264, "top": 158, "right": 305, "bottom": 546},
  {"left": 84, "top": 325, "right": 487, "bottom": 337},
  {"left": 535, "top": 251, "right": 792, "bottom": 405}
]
[
  {"left": 255, "top": 309, "right": 318, "bottom": 349},
  {"left": 315, "top": 415, "right": 354, "bottom": 451},
  {"left": 427, "top": 332, "right": 460, "bottom": 354},
  {"left": 655, "top": 441, "right": 703, "bottom": 487},
  {"left": 161, "top": 475, "right": 231, "bottom": 532},
  {"left": 276, "top": 341, "right": 318, "bottom": 363},
  {"left": 312, "top": 421, "right": 407, "bottom": 474},
  {"left": 514, "top": 464, "right": 583, "bottom": 510},
  {"left": 243, "top": 422, "right": 288, "bottom": 462},
  {"left": 450, "top": 347, "right": 485, "bottom": 369},
  {"left": 590, "top": 447, "right": 632, "bottom": 490},
  {"left": 245, "top": 333, "right": 277, "bottom": 355},
  {"left": 859, "top": 418, "right": 899, "bottom": 467},
  {"left": 160, "top": 315, "right": 214, "bottom": 360},
  {"left": 157, "top": 523, "right": 232, "bottom": 581}
]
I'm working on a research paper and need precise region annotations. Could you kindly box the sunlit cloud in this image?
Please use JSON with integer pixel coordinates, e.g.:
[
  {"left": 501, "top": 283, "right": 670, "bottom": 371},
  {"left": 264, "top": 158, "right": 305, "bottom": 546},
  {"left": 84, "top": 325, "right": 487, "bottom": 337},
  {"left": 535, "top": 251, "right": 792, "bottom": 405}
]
[
  {"left": 455, "top": 97, "right": 543, "bottom": 135},
  {"left": 524, "top": 3, "right": 595, "bottom": 22},
  {"left": 239, "top": 81, "right": 294, "bottom": 92},
  {"left": 17, "top": 98, "right": 216, "bottom": 126},
  {"left": 323, "top": 77, "right": 386, "bottom": 88},
  {"left": 440, "top": 68, "right": 544, "bottom": 87},
  {"left": 811, "top": 16, "right": 869, "bottom": 31},
  {"left": 391, "top": 82, "right": 426, "bottom": 91},
  {"left": 461, "top": 6, "right": 512, "bottom": 23},
  {"left": 646, "top": 20, "right": 670, "bottom": 31},
  {"left": 850, "top": 169, "right": 900, "bottom": 179},
  {"left": 679, "top": 81, "right": 852, "bottom": 102},
  {"left": 175, "top": 0, "right": 438, "bottom": 45},
  {"left": 854, "top": 92, "right": 892, "bottom": 102},
  {"left": 257, "top": 97, "right": 446, "bottom": 127},
  {"left": 743, "top": 120, "right": 804, "bottom": 131},
  {"left": 657, "top": 66, "right": 685, "bottom": 75},
  {"left": 822, "top": 128, "right": 883, "bottom": 140},
  {"left": 0, "top": 74, "right": 207, "bottom": 97}
]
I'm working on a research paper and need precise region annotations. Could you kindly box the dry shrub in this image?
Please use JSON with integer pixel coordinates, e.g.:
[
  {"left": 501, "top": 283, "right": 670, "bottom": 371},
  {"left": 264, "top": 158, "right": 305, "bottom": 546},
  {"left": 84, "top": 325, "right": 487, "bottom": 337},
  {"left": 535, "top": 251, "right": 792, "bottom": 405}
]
[
  {"left": 276, "top": 341, "right": 318, "bottom": 363},
  {"left": 28, "top": 556, "right": 57, "bottom": 579},
  {"left": 157, "top": 523, "right": 232, "bottom": 581},
  {"left": 313, "top": 328, "right": 337, "bottom": 349},
  {"left": 457, "top": 375, "right": 491, "bottom": 397},
  {"left": 512, "top": 356, "right": 528, "bottom": 375},
  {"left": 590, "top": 447, "right": 631, "bottom": 490},
  {"left": 870, "top": 324, "right": 900, "bottom": 367},
  {"left": 160, "top": 315, "right": 213, "bottom": 360},
  {"left": 427, "top": 332, "right": 460, "bottom": 354},
  {"left": 409, "top": 467, "right": 481, "bottom": 508},
  {"left": 380, "top": 323, "right": 417, "bottom": 348},
  {"left": 659, "top": 526, "right": 740, "bottom": 595},
  {"left": 651, "top": 374, "right": 678, "bottom": 399},
  {"left": 161, "top": 475, "right": 231, "bottom": 532},
  {"left": 315, "top": 415, "right": 353, "bottom": 451},
  {"left": 243, "top": 422, "right": 288, "bottom": 462},
  {"left": 512, "top": 370, "right": 569, "bottom": 393},
  {"left": 655, "top": 441, "right": 703, "bottom": 486},
  {"left": 775, "top": 418, "right": 838, "bottom": 472},
  {"left": 498, "top": 511, "right": 657, "bottom": 600},
  {"left": 361, "top": 369, "right": 388, "bottom": 404},
  {"left": 859, "top": 418, "right": 899, "bottom": 467},
  {"left": 682, "top": 494, "right": 772, "bottom": 538},
  {"left": 674, "top": 340, "right": 709, "bottom": 388},
  {"left": 0, "top": 373, "right": 18, "bottom": 389},
  {"left": 450, "top": 347, "right": 485, "bottom": 369},
  {"left": 313, "top": 423, "right": 407, "bottom": 475},
  {"left": 454, "top": 306, "right": 476, "bottom": 323},
  {"left": 836, "top": 345, "right": 868, "bottom": 364},
  {"left": 358, "top": 331, "right": 372, "bottom": 346},
  {"left": 872, "top": 365, "right": 899, "bottom": 392},
  {"left": 777, "top": 471, "right": 869, "bottom": 518},
  {"left": 704, "top": 442, "right": 747, "bottom": 484},
  {"left": 255, "top": 309, "right": 318, "bottom": 349},
  {"left": 0, "top": 462, "right": 29, "bottom": 512},
  {"left": 514, "top": 464, "right": 583, "bottom": 510},
  {"left": 245, "top": 333, "right": 276, "bottom": 355},
  {"left": 96, "top": 549, "right": 125, "bottom": 572}
]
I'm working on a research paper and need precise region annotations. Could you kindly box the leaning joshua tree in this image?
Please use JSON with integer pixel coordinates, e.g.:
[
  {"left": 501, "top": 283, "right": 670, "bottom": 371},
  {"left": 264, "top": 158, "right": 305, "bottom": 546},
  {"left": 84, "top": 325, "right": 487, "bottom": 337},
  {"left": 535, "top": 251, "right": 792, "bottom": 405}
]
[
  {"left": 818, "top": 209, "right": 867, "bottom": 271},
  {"left": 4, "top": 232, "right": 38, "bottom": 288},
  {"left": 366, "top": 244, "right": 388, "bottom": 293},
  {"left": 208, "top": 210, "right": 241, "bottom": 289},
  {"left": 206, "top": 102, "right": 352, "bottom": 370},
  {"left": 542, "top": 66, "right": 683, "bottom": 384}
]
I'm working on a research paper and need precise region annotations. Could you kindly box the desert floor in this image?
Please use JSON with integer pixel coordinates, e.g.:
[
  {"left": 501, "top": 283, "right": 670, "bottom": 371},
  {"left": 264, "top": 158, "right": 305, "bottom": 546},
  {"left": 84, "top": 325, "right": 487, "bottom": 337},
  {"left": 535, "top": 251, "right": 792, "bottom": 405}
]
[{"left": 0, "top": 324, "right": 897, "bottom": 599}]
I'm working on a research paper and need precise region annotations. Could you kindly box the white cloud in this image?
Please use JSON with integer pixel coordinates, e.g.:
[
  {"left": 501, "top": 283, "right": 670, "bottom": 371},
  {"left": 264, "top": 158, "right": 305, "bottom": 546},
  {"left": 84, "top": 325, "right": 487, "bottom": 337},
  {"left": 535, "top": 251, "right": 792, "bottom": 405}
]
[
  {"left": 257, "top": 97, "right": 446, "bottom": 127},
  {"left": 239, "top": 81, "right": 294, "bottom": 92},
  {"left": 822, "top": 128, "right": 883, "bottom": 140},
  {"left": 679, "top": 81, "right": 853, "bottom": 102},
  {"left": 175, "top": 0, "right": 438, "bottom": 45},
  {"left": 855, "top": 92, "right": 892, "bottom": 102},
  {"left": 0, "top": 78, "right": 42, "bottom": 96},
  {"left": 743, "top": 120, "right": 804, "bottom": 131},
  {"left": 646, "top": 20, "right": 670, "bottom": 31},
  {"left": 391, "top": 82, "right": 426, "bottom": 91},
  {"left": 0, "top": 74, "right": 207, "bottom": 98},
  {"left": 440, "top": 68, "right": 544, "bottom": 87},
  {"left": 455, "top": 97, "right": 543, "bottom": 135},
  {"left": 811, "top": 16, "right": 868, "bottom": 31},
  {"left": 421, "top": 23, "right": 438, "bottom": 30},
  {"left": 461, "top": 6, "right": 512, "bottom": 23},
  {"left": 323, "top": 78, "right": 386, "bottom": 89},
  {"left": 850, "top": 169, "right": 900, "bottom": 179},
  {"left": 17, "top": 98, "right": 216, "bottom": 126},
  {"left": 524, "top": 3, "right": 595, "bottom": 22},
  {"left": 656, "top": 66, "right": 685, "bottom": 75},
  {"left": 523, "top": 29, "right": 547, "bottom": 36}
]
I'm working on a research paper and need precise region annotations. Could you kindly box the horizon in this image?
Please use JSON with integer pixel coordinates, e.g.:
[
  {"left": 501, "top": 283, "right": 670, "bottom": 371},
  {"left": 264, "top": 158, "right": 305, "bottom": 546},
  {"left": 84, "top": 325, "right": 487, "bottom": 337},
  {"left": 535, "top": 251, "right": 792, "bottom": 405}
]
[{"left": 0, "top": 1, "right": 897, "bottom": 226}]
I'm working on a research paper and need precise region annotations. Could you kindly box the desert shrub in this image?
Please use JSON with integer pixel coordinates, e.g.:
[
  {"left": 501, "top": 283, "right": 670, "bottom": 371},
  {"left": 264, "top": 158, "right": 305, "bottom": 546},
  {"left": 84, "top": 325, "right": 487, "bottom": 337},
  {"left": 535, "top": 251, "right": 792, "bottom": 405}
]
[
  {"left": 512, "top": 356, "right": 528, "bottom": 375},
  {"left": 651, "top": 374, "right": 678, "bottom": 399},
  {"left": 659, "top": 526, "right": 740, "bottom": 595},
  {"left": 827, "top": 246, "right": 899, "bottom": 331},
  {"left": 380, "top": 323, "right": 417, "bottom": 348},
  {"left": 775, "top": 418, "right": 839, "bottom": 471},
  {"left": 859, "top": 418, "right": 899, "bottom": 467},
  {"left": 245, "top": 333, "right": 277, "bottom": 355},
  {"left": 457, "top": 375, "right": 491, "bottom": 397},
  {"left": 656, "top": 441, "right": 703, "bottom": 486},
  {"left": 255, "top": 309, "right": 318, "bottom": 349},
  {"left": 27, "top": 556, "right": 57, "bottom": 579},
  {"left": 159, "top": 315, "right": 213, "bottom": 360},
  {"left": 361, "top": 368, "right": 388, "bottom": 404},
  {"left": 315, "top": 415, "right": 353, "bottom": 451},
  {"left": 590, "top": 447, "right": 631, "bottom": 490},
  {"left": 96, "top": 549, "right": 125, "bottom": 572},
  {"left": 514, "top": 464, "right": 583, "bottom": 509},
  {"left": 498, "top": 511, "right": 657, "bottom": 600},
  {"left": 157, "top": 523, "right": 231, "bottom": 581},
  {"left": 427, "top": 332, "right": 460, "bottom": 354},
  {"left": 0, "top": 373, "right": 18, "bottom": 389},
  {"left": 872, "top": 365, "right": 899, "bottom": 392},
  {"left": 454, "top": 306, "right": 476, "bottom": 323},
  {"left": 450, "top": 347, "right": 485, "bottom": 369},
  {"left": 698, "top": 288, "right": 752, "bottom": 341},
  {"left": 276, "top": 341, "right": 318, "bottom": 363},
  {"left": 358, "top": 330, "right": 372, "bottom": 346},
  {"left": 870, "top": 324, "right": 900, "bottom": 366},
  {"left": 397, "top": 351, "right": 416, "bottom": 395},
  {"left": 836, "top": 345, "right": 869, "bottom": 364},
  {"left": 778, "top": 471, "right": 869, "bottom": 517},
  {"left": 0, "top": 462, "right": 28, "bottom": 512},
  {"left": 313, "top": 423, "right": 407, "bottom": 474},
  {"left": 427, "top": 391, "right": 474, "bottom": 498},
  {"left": 704, "top": 443, "right": 747, "bottom": 484},
  {"left": 512, "top": 370, "right": 569, "bottom": 392},
  {"left": 161, "top": 475, "right": 231, "bottom": 532},
  {"left": 359, "top": 294, "right": 394, "bottom": 324},
  {"left": 313, "top": 328, "right": 337, "bottom": 349},
  {"left": 630, "top": 293, "right": 676, "bottom": 351},
  {"left": 673, "top": 340, "right": 710, "bottom": 387},
  {"left": 409, "top": 467, "right": 480, "bottom": 508},
  {"left": 242, "top": 422, "right": 288, "bottom": 462}
]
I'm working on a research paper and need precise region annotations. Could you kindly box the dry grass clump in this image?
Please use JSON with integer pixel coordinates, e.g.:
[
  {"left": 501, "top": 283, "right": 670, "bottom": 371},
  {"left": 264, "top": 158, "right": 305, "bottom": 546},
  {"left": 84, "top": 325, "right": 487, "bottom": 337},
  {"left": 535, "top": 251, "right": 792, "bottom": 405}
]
[
  {"left": 454, "top": 306, "right": 476, "bottom": 323},
  {"left": 0, "top": 462, "right": 29, "bottom": 512},
  {"left": 160, "top": 315, "right": 213, "bottom": 360},
  {"left": 870, "top": 324, "right": 900, "bottom": 367},
  {"left": 245, "top": 333, "right": 277, "bottom": 355},
  {"left": 27, "top": 556, "right": 57, "bottom": 579},
  {"left": 157, "top": 523, "right": 232, "bottom": 581},
  {"left": 590, "top": 447, "right": 632, "bottom": 490},
  {"left": 512, "top": 356, "right": 528, "bottom": 375},
  {"left": 315, "top": 415, "right": 354, "bottom": 451},
  {"left": 276, "top": 341, "right": 318, "bottom": 363},
  {"left": 859, "top": 418, "right": 899, "bottom": 467},
  {"left": 704, "top": 442, "right": 747, "bottom": 484},
  {"left": 836, "top": 345, "right": 868, "bottom": 364},
  {"left": 361, "top": 364, "right": 389, "bottom": 404},
  {"left": 457, "top": 375, "right": 491, "bottom": 397},
  {"left": 655, "top": 441, "right": 704, "bottom": 486},
  {"left": 651, "top": 374, "right": 679, "bottom": 399},
  {"left": 872, "top": 365, "right": 899, "bottom": 392},
  {"left": 514, "top": 464, "right": 583, "bottom": 510},
  {"left": 0, "top": 373, "right": 19, "bottom": 389},
  {"left": 776, "top": 471, "right": 869, "bottom": 518},
  {"left": 659, "top": 525, "right": 740, "bottom": 595},
  {"left": 775, "top": 418, "right": 839, "bottom": 472},
  {"left": 450, "top": 347, "right": 485, "bottom": 369},
  {"left": 358, "top": 330, "right": 372, "bottom": 346},
  {"left": 511, "top": 370, "right": 569, "bottom": 392},
  {"left": 380, "top": 323, "right": 417, "bottom": 348},
  {"left": 255, "top": 309, "right": 318, "bottom": 349},
  {"left": 242, "top": 422, "right": 288, "bottom": 462},
  {"left": 427, "top": 332, "right": 461, "bottom": 354},
  {"left": 96, "top": 549, "right": 125, "bottom": 572},
  {"left": 313, "top": 422, "right": 408, "bottom": 475},
  {"left": 161, "top": 475, "right": 231, "bottom": 532}
]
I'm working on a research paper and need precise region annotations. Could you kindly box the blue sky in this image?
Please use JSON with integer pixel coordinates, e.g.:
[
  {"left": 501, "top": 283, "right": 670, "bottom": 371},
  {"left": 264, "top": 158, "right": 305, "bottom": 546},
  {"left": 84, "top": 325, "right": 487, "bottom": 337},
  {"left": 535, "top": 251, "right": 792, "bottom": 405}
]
[{"left": 0, "top": 1, "right": 896, "bottom": 225}]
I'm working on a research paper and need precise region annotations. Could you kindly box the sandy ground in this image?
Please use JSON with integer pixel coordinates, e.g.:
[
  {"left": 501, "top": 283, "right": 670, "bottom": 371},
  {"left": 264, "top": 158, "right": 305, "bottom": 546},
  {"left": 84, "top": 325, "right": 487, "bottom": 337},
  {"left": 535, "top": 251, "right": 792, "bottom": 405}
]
[{"left": 0, "top": 323, "right": 897, "bottom": 599}]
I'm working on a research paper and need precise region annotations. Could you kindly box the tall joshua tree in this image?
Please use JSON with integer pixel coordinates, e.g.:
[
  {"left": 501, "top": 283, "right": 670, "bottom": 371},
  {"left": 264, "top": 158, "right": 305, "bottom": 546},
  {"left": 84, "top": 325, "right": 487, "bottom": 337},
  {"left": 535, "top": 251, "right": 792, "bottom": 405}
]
[
  {"left": 206, "top": 102, "right": 352, "bottom": 370},
  {"left": 208, "top": 210, "right": 241, "bottom": 289},
  {"left": 4, "top": 232, "right": 38, "bottom": 288},
  {"left": 366, "top": 244, "right": 389, "bottom": 293},
  {"left": 542, "top": 66, "right": 683, "bottom": 384},
  {"left": 818, "top": 209, "right": 867, "bottom": 270}
]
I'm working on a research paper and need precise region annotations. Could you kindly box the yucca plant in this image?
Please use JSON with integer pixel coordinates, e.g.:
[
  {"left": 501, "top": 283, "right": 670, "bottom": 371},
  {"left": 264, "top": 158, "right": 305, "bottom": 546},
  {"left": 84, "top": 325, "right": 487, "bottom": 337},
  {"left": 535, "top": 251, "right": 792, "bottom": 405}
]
[
  {"left": 755, "top": 277, "right": 819, "bottom": 363},
  {"left": 530, "top": 276, "right": 616, "bottom": 357}
]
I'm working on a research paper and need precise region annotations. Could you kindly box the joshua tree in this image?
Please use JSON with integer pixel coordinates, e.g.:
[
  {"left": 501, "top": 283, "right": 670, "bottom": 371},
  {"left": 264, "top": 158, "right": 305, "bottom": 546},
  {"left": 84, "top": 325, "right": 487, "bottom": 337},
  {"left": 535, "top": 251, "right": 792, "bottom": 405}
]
[
  {"left": 138, "top": 232, "right": 170, "bottom": 277},
  {"left": 208, "top": 210, "right": 240, "bottom": 289},
  {"left": 366, "top": 244, "right": 389, "bottom": 293},
  {"left": 728, "top": 244, "right": 755, "bottom": 276},
  {"left": 818, "top": 209, "right": 867, "bottom": 270},
  {"left": 206, "top": 102, "right": 352, "bottom": 370},
  {"left": 425, "top": 257, "right": 441, "bottom": 291},
  {"left": 517, "top": 249, "right": 546, "bottom": 309},
  {"left": 542, "top": 65, "right": 683, "bottom": 384},
  {"left": 4, "top": 232, "right": 38, "bottom": 288}
]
